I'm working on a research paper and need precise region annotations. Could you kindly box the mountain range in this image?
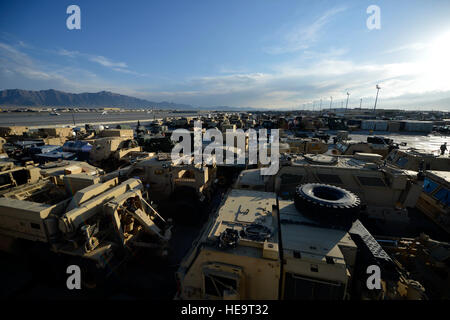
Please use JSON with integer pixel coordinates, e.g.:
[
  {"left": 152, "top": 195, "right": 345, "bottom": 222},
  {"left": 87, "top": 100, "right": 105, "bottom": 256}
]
[{"left": 0, "top": 89, "right": 196, "bottom": 110}]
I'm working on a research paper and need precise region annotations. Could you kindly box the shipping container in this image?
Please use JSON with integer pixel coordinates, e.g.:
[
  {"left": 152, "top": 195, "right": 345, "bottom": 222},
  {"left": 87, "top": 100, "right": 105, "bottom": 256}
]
[
  {"left": 403, "top": 121, "right": 433, "bottom": 133},
  {"left": 361, "top": 120, "right": 388, "bottom": 131}
]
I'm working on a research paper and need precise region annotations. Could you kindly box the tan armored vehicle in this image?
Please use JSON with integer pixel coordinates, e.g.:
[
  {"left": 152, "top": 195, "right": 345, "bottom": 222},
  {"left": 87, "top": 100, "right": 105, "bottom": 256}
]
[
  {"left": 375, "top": 233, "right": 450, "bottom": 299},
  {"left": 0, "top": 126, "right": 29, "bottom": 138},
  {"left": 0, "top": 161, "right": 41, "bottom": 194},
  {"left": 99, "top": 129, "right": 134, "bottom": 138},
  {"left": 4, "top": 127, "right": 74, "bottom": 146},
  {"left": 39, "top": 160, "right": 104, "bottom": 187},
  {"left": 235, "top": 153, "right": 423, "bottom": 221},
  {"left": 416, "top": 170, "right": 450, "bottom": 235},
  {"left": 0, "top": 159, "right": 104, "bottom": 198},
  {"left": 176, "top": 188, "right": 425, "bottom": 300},
  {"left": 88, "top": 137, "right": 142, "bottom": 171},
  {"left": 0, "top": 137, "right": 6, "bottom": 155},
  {"left": 386, "top": 148, "right": 450, "bottom": 171},
  {"left": 126, "top": 153, "right": 217, "bottom": 221},
  {"left": 0, "top": 173, "right": 171, "bottom": 271},
  {"left": 330, "top": 140, "right": 393, "bottom": 158},
  {"left": 282, "top": 137, "right": 328, "bottom": 154},
  {"left": 34, "top": 127, "right": 74, "bottom": 146}
]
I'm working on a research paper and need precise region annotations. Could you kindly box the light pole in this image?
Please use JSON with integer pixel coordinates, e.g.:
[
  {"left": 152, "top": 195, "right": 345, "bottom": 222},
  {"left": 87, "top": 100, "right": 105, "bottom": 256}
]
[
  {"left": 330, "top": 96, "right": 333, "bottom": 110},
  {"left": 345, "top": 92, "right": 350, "bottom": 111},
  {"left": 360, "top": 98, "right": 362, "bottom": 109},
  {"left": 374, "top": 84, "right": 381, "bottom": 113},
  {"left": 319, "top": 99, "right": 322, "bottom": 111},
  {"left": 71, "top": 107, "right": 76, "bottom": 126}
]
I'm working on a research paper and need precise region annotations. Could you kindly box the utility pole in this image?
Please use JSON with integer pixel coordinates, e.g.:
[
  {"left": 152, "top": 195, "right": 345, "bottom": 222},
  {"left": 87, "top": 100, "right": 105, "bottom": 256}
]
[
  {"left": 374, "top": 84, "right": 381, "bottom": 113},
  {"left": 71, "top": 107, "right": 76, "bottom": 126},
  {"left": 319, "top": 99, "right": 322, "bottom": 111},
  {"left": 345, "top": 92, "right": 350, "bottom": 112},
  {"left": 360, "top": 98, "right": 362, "bottom": 109},
  {"left": 330, "top": 96, "right": 333, "bottom": 110}
]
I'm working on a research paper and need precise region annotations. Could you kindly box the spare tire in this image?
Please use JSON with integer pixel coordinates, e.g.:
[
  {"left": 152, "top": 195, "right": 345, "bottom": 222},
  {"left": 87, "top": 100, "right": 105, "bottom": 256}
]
[{"left": 294, "top": 183, "right": 360, "bottom": 229}]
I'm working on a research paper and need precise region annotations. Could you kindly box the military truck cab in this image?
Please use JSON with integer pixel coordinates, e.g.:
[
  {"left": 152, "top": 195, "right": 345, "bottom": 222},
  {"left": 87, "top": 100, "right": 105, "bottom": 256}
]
[
  {"left": 386, "top": 148, "right": 450, "bottom": 171},
  {"left": 416, "top": 171, "right": 450, "bottom": 235}
]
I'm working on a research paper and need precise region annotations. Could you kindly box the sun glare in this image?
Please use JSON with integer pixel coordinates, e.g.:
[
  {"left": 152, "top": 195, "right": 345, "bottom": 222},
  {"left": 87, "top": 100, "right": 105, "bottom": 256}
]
[{"left": 422, "top": 30, "right": 450, "bottom": 88}]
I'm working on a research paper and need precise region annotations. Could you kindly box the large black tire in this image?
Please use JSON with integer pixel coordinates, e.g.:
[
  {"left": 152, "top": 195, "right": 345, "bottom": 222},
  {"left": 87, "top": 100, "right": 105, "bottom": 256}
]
[{"left": 294, "top": 183, "right": 361, "bottom": 229}]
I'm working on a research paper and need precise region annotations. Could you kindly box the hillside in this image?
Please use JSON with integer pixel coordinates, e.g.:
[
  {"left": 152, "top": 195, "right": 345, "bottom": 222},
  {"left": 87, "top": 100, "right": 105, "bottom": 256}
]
[{"left": 0, "top": 89, "right": 193, "bottom": 109}]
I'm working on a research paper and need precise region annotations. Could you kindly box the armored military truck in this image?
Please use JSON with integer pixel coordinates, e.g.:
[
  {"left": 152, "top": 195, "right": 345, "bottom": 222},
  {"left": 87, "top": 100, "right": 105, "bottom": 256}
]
[
  {"left": 330, "top": 139, "right": 396, "bottom": 158},
  {"left": 0, "top": 173, "right": 171, "bottom": 273},
  {"left": 0, "top": 161, "right": 41, "bottom": 193},
  {"left": 234, "top": 153, "right": 423, "bottom": 222},
  {"left": 176, "top": 187, "right": 424, "bottom": 300},
  {"left": 126, "top": 153, "right": 217, "bottom": 222},
  {"left": 416, "top": 170, "right": 450, "bottom": 235},
  {"left": 386, "top": 148, "right": 450, "bottom": 171},
  {"left": 281, "top": 137, "right": 328, "bottom": 154},
  {"left": 88, "top": 137, "right": 142, "bottom": 172}
]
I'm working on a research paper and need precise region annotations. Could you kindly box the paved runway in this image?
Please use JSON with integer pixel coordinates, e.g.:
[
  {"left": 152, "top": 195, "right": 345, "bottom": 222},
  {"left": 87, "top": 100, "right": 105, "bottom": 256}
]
[{"left": 0, "top": 111, "right": 198, "bottom": 127}]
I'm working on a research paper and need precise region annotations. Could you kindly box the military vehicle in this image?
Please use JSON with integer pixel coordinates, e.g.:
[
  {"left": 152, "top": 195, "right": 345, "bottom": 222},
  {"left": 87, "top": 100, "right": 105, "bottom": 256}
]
[
  {"left": 39, "top": 159, "right": 102, "bottom": 175},
  {"left": 126, "top": 153, "right": 217, "bottom": 222},
  {"left": 137, "top": 134, "right": 174, "bottom": 153},
  {"left": 176, "top": 187, "right": 425, "bottom": 300},
  {"left": 88, "top": 137, "right": 142, "bottom": 172},
  {"left": 386, "top": 148, "right": 450, "bottom": 171},
  {"left": 32, "top": 127, "right": 74, "bottom": 146},
  {"left": 327, "top": 117, "right": 347, "bottom": 130},
  {"left": 0, "top": 126, "right": 29, "bottom": 138},
  {"left": 313, "top": 130, "right": 330, "bottom": 143},
  {"left": 0, "top": 172, "right": 171, "bottom": 276},
  {"left": 62, "top": 140, "right": 93, "bottom": 161},
  {"left": 3, "top": 140, "right": 46, "bottom": 160},
  {"left": 3, "top": 127, "right": 74, "bottom": 148},
  {"left": 375, "top": 233, "right": 450, "bottom": 299},
  {"left": 416, "top": 170, "right": 450, "bottom": 235},
  {"left": 234, "top": 153, "right": 423, "bottom": 222},
  {"left": 0, "top": 161, "right": 41, "bottom": 194},
  {"left": 329, "top": 138, "right": 398, "bottom": 158},
  {"left": 0, "top": 137, "right": 6, "bottom": 155},
  {"left": 282, "top": 137, "right": 328, "bottom": 154},
  {"left": 0, "top": 160, "right": 103, "bottom": 196}
]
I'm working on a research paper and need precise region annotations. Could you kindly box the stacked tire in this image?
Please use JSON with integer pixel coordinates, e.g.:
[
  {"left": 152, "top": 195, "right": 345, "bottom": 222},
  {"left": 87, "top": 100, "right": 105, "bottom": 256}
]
[{"left": 294, "top": 183, "right": 361, "bottom": 230}]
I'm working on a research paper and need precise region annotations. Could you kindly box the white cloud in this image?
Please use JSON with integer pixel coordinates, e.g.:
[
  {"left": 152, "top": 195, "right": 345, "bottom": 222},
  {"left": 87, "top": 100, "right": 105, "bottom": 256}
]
[
  {"left": 383, "top": 42, "right": 428, "bottom": 54},
  {"left": 57, "top": 48, "right": 79, "bottom": 58},
  {"left": 266, "top": 6, "right": 347, "bottom": 54},
  {"left": 55, "top": 48, "right": 142, "bottom": 74},
  {"left": 89, "top": 55, "right": 128, "bottom": 68}
]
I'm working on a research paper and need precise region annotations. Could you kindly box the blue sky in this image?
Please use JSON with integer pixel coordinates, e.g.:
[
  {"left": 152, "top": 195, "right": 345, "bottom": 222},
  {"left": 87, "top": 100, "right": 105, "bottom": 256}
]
[{"left": 1, "top": 0, "right": 450, "bottom": 110}]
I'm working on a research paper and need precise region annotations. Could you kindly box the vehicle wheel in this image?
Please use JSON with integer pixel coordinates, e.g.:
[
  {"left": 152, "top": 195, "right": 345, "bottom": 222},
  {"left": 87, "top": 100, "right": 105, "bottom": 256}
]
[{"left": 294, "top": 183, "right": 361, "bottom": 229}]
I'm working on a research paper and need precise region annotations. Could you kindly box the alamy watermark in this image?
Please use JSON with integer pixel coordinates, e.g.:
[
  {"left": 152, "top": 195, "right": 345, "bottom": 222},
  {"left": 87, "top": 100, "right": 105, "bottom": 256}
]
[
  {"left": 170, "top": 121, "right": 280, "bottom": 175},
  {"left": 367, "top": 5, "right": 381, "bottom": 30},
  {"left": 66, "top": 5, "right": 81, "bottom": 30},
  {"left": 366, "top": 265, "right": 381, "bottom": 290},
  {"left": 66, "top": 264, "right": 81, "bottom": 290},
  {"left": 66, "top": 5, "right": 380, "bottom": 31}
]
